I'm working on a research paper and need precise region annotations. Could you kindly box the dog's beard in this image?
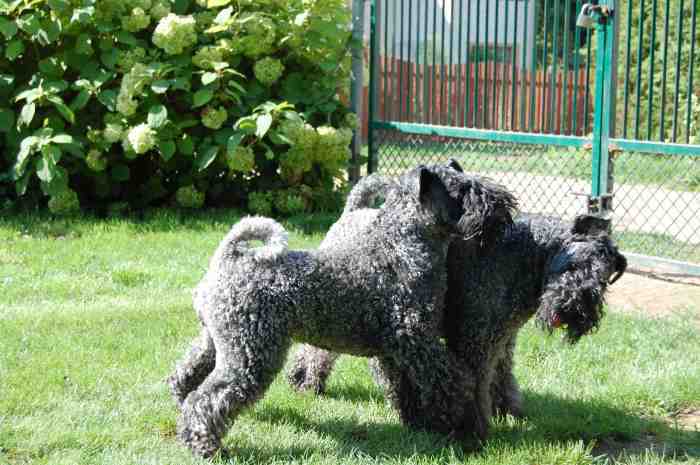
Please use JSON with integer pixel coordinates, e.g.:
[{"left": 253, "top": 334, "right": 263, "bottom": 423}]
[{"left": 537, "top": 271, "right": 606, "bottom": 344}]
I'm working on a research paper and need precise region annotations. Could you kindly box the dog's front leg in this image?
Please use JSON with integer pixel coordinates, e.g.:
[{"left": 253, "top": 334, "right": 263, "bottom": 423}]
[{"left": 377, "top": 334, "right": 488, "bottom": 449}]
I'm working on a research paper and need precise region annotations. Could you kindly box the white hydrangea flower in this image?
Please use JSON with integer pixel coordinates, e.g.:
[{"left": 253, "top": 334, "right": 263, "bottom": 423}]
[
  {"left": 103, "top": 123, "right": 124, "bottom": 143},
  {"left": 127, "top": 123, "right": 157, "bottom": 154},
  {"left": 153, "top": 14, "right": 197, "bottom": 55}
]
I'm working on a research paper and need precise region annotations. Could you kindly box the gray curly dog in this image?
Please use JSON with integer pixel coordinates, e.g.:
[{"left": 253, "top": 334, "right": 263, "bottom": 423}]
[
  {"left": 288, "top": 163, "right": 627, "bottom": 437},
  {"left": 167, "top": 164, "right": 517, "bottom": 458}
]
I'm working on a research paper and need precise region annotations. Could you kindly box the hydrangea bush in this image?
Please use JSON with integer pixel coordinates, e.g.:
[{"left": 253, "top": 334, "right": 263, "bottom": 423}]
[{"left": 0, "top": 0, "right": 355, "bottom": 214}]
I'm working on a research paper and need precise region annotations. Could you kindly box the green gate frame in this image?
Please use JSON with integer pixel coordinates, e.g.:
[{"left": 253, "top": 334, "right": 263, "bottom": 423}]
[{"left": 366, "top": 0, "right": 700, "bottom": 276}]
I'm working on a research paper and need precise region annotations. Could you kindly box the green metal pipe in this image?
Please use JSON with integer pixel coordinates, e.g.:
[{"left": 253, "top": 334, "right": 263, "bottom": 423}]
[
  {"left": 483, "top": 0, "right": 490, "bottom": 129},
  {"left": 371, "top": 120, "right": 591, "bottom": 147},
  {"left": 561, "top": 0, "right": 571, "bottom": 134},
  {"left": 447, "top": 0, "right": 455, "bottom": 126},
  {"left": 474, "top": 0, "right": 481, "bottom": 127},
  {"left": 509, "top": 0, "right": 518, "bottom": 131},
  {"left": 368, "top": 0, "right": 378, "bottom": 173},
  {"left": 405, "top": 0, "right": 412, "bottom": 122},
  {"left": 648, "top": 0, "right": 657, "bottom": 140},
  {"left": 572, "top": 0, "right": 582, "bottom": 135},
  {"left": 415, "top": 0, "right": 421, "bottom": 123},
  {"left": 457, "top": 0, "right": 464, "bottom": 127},
  {"left": 423, "top": 0, "right": 430, "bottom": 124},
  {"left": 610, "top": 138, "right": 700, "bottom": 156},
  {"left": 465, "top": 0, "right": 472, "bottom": 127},
  {"left": 432, "top": 0, "right": 438, "bottom": 124},
  {"left": 529, "top": 0, "right": 538, "bottom": 132},
  {"left": 493, "top": 0, "right": 501, "bottom": 129},
  {"left": 583, "top": 29, "right": 592, "bottom": 134},
  {"left": 550, "top": 0, "right": 561, "bottom": 134},
  {"left": 440, "top": 0, "right": 447, "bottom": 126},
  {"left": 398, "top": 0, "right": 404, "bottom": 121},
  {"left": 686, "top": 0, "right": 698, "bottom": 144},
  {"left": 382, "top": 0, "right": 388, "bottom": 120},
  {"left": 634, "top": 0, "right": 645, "bottom": 140},
  {"left": 541, "top": 0, "right": 550, "bottom": 133},
  {"left": 659, "top": 0, "right": 671, "bottom": 140},
  {"left": 672, "top": 0, "right": 685, "bottom": 142},
  {"left": 520, "top": 0, "right": 529, "bottom": 131}
]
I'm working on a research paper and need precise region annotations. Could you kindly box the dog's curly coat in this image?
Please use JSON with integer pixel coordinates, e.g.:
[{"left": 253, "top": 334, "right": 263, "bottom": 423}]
[
  {"left": 288, "top": 163, "right": 627, "bottom": 435},
  {"left": 167, "top": 165, "right": 516, "bottom": 458}
]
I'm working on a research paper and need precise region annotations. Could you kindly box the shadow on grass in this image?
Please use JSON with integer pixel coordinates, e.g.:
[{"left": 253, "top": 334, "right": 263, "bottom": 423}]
[{"left": 223, "top": 390, "right": 700, "bottom": 463}]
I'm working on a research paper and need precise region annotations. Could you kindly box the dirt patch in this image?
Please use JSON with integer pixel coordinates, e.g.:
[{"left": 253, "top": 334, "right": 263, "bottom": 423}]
[
  {"left": 606, "top": 271, "right": 700, "bottom": 322},
  {"left": 669, "top": 409, "right": 700, "bottom": 432}
]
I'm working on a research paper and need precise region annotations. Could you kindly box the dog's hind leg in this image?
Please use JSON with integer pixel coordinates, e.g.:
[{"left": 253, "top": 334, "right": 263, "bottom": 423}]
[
  {"left": 287, "top": 344, "right": 339, "bottom": 394},
  {"left": 177, "top": 324, "right": 291, "bottom": 458},
  {"left": 167, "top": 326, "right": 215, "bottom": 410},
  {"left": 491, "top": 335, "right": 524, "bottom": 418},
  {"left": 378, "top": 335, "right": 488, "bottom": 448}
]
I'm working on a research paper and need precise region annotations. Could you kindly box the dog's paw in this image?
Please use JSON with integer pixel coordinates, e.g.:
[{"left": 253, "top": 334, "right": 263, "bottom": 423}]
[{"left": 287, "top": 366, "right": 326, "bottom": 395}]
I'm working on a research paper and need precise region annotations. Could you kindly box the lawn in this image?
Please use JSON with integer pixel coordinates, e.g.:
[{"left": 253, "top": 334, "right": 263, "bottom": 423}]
[{"left": 1, "top": 210, "right": 699, "bottom": 465}]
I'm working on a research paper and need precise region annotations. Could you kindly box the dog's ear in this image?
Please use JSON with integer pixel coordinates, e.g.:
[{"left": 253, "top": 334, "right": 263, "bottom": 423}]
[
  {"left": 572, "top": 215, "right": 611, "bottom": 235},
  {"left": 446, "top": 159, "right": 464, "bottom": 172},
  {"left": 418, "top": 167, "right": 458, "bottom": 220}
]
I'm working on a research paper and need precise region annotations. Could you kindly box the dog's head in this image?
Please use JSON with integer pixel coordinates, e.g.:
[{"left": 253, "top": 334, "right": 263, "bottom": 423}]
[
  {"left": 411, "top": 160, "right": 517, "bottom": 245},
  {"left": 536, "top": 215, "right": 627, "bottom": 343}
]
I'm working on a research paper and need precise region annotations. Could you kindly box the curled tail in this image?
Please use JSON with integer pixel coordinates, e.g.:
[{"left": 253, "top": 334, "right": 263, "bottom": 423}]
[
  {"left": 344, "top": 174, "right": 395, "bottom": 213},
  {"left": 213, "top": 216, "right": 288, "bottom": 264}
]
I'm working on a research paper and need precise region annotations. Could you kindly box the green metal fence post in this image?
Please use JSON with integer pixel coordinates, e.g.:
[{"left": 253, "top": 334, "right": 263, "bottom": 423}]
[
  {"left": 350, "top": 0, "right": 366, "bottom": 184},
  {"left": 590, "top": 0, "right": 617, "bottom": 215},
  {"left": 368, "top": 0, "right": 378, "bottom": 174}
]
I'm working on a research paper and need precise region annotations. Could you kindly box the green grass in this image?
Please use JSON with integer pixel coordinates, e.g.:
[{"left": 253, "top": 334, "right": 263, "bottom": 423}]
[
  {"left": 1, "top": 211, "right": 699, "bottom": 465},
  {"left": 615, "top": 231, "right": 700, "bottom": 265}
]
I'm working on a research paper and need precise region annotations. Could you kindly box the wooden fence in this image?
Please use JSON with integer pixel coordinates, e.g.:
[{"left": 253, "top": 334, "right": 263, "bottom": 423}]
[{"left": 358, "top": 55, "right": 593, "bottom": 141}]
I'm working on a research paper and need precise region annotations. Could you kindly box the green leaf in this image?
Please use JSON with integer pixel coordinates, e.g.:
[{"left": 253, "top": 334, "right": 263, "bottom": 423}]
[
  {"left": 116, "top": 31, "right": 138, "bottom": 45},
  {"left": 18, "top": 103, "right": 36, "bottom": 127},
  {"left": 14, "top": 136, "right": 38, "bottom": 176},
  {"left": 36, "top": 147, "right": 60, "bottom": 182},
  {"left": 70, "top": 90, "right": 91, "bottom": 110},
  {"left": 214, "top": 6, "right": 234, "bottom": 23},
  {"left": 16, "top": 14, "right": 40, "bottom": 35},
  {"left": 50, "top": 134, "right": 73, "bottom": 144},
  {"left": 0, "top": 108, "right": 14, "bottom": 132},
  {"left": 47, "top": 0, "right": 70, "bottom": 13},
  {"left": 151, "top": 80, "right": 170, "bottom": 94},
  {"left": 111, "top": 164, "right": 130, "bottom": 182},
  {"left": 195, "top": 146, "right": 218, "bottom": 171},
  {"left": 268, "top": 130, "right": 292, "bottom": 146},
  {"left": 147, "top": 105, "right": 168, "bottom": 129},
  {"left": 226, "top": 133, "right": 244, "bottom": 156},
  {"left": 255, "top": 114, "right": 273, "bottom": 139},
  {"left": 41, "top": 166, "right": 69, "bottom": 196},
  {"left": 71, "top": 6, "right": 95, "bottom": 24},
  {"left": 207, "top": 0, "right": 232, "bottom": 7},
  {"left": 49, "top": 98, "right": 76, "bottom": 124},
  {"left": 178, "top": 135, "right": 195, "bottom": 156},
  {"left": 201, "top": 72, "right": 219, "bottom": 86},
  {"left": 5, "top": 39, "right": 24, "bottom": 61},
  {"left": 97, "top": 90, "right": 117, "bottom": 111},
  {"left": 160, "top": 140, "right": 176, "bottom": 161},
  {"left": 15, "top": 173, "right": 30, "bottom": 196},
  {"left": 0, "top": 16, "right": 17, "bottom": 39},
  {"left": 192, "top": 88, "right": 214, "bottom": 108}
]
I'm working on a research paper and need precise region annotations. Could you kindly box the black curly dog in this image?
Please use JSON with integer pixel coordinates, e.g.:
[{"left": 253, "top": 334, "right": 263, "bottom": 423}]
[
  {"left": 168, "top": 164, "right": 516, "bottom": 458},
  {"left": 289, "top": 162, "right": 627, "bottom": 438}
]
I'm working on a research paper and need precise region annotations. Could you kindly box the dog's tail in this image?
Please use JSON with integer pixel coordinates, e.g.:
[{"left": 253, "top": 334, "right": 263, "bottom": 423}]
[
  {"left": 344, "top": 174, "right": 395, "bottom": 213},
  {"left": 213, "top": 216, "right": 289, "bottom": 264}
]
